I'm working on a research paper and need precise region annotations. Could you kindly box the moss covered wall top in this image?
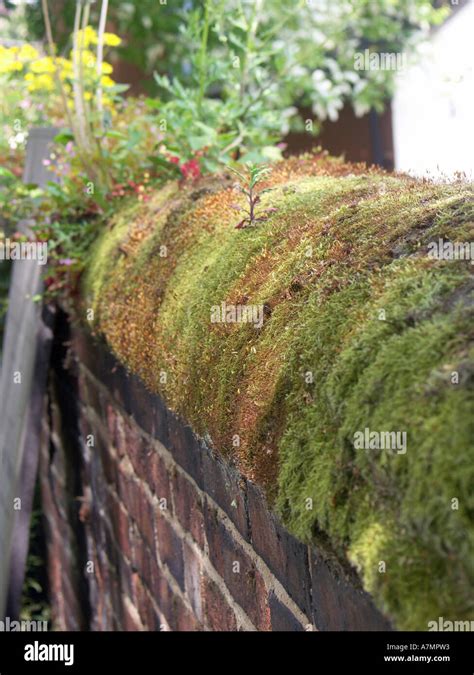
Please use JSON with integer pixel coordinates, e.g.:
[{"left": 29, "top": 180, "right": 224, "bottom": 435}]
[{"left": 82, "top": 153, "right": 474, "bottom": 630}]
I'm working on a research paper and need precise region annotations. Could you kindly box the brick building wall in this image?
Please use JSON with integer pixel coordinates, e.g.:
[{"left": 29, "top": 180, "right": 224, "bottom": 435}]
[{"left": 39, "top": 312, "right": 392, "bottom": 631}]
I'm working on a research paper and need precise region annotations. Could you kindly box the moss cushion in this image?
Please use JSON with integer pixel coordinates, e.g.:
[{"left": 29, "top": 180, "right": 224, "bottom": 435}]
[{"left": 83, "top": 153, "right": 474, "bottom": 629}]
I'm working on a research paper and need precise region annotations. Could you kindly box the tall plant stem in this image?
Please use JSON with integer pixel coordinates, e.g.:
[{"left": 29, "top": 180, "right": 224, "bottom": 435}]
[
  {"left": 78, "top": 1, "right": 93, "bottom": 152},
  {"left": 41, "top": 0, "right": 97, "bottom": 183},
  {"left": 197, "top": 0, "right": 210, "bottom": 114},
  {"left": 96, "top": 0, "right": 109, "bottom": 132},
  {"left": 239, "top": 0, "right": 263, "bottom": 97},
  {"left": 41, "top": 0, "right": 76, "bottom": 135}
]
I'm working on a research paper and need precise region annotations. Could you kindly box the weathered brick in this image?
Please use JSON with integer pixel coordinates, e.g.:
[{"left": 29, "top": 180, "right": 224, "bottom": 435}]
[
  {"left": 74, "top": 330, "right": 133, "bottom": 414},
  {"left": 45, "top": 326, "right": 394, "bottom": 634},
  {"left": 81, "top": 369, "right": 107, "bottom": 420},
  {"left": 247, "top": 481, "right": 312, "bottom": 616},
  {"left": 203, "top": 503, "right": 269, "bottom": 630},
  {"left": 91, "top": 423, "right": 119, "bottom": 486},
  {"left": 128, "top": 374, "right": 169, "bottom": 445},
  {"left": 155, "top": 513, "right": 185, "bottom": 591},
  {"left": 105, "top": 404, "right": 126, "bottom": 458},
  {"left": 167, "top": 413, "right": 204, "bottom": 489},
  {"left": 149, "top": 451, "right": 172, "bottom": 510},
  {"left": 117, "top": 458, "right": 133, "bottom": 505},
  {"left": 172, "top": 468, "right": 205, "bottom": 548},
  {"left": 121, "top": 596, "right": 144, "bottom": 631},
  {"left": 310, "top": 549, "right": 392, "bottom": 631},
  {"left": 202, "top": 576, "right": 238, "bottom": 632},
  {"left": 182, "top": 540, "right": 203, "bottom": 621},
  {"left": 133, "top": 574, "right": 154, "bottom": 629},
  {"left": 268, "top": 591, "right": 306, "bottom": 632},
  {"left": 201, "top": 448, "right": 249, "bottom": 540},
  {"left": 128, "top": 524, "right": 150, "bottom": 581},
  {"left": 118, "top": 555, "right": 134, "bottom": 600},
  {"left": 160, "top": 575, "right": 201, "bottom": 631},
  {"left": 124, "top": 419, "right": 152, "bottom": 482},
  {"left": 135, "top": 484, "right": 155, "bottom": 549}
]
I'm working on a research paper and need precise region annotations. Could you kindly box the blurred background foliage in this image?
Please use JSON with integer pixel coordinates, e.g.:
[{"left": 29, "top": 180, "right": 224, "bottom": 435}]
[{"left": 3, "top": 0, "right": 448, "bottom": 117}]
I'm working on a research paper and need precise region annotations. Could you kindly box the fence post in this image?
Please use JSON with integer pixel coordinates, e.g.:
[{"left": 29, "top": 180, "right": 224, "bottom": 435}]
[{"left": 0, "top": 127, "right": 58, "bottom": 619}]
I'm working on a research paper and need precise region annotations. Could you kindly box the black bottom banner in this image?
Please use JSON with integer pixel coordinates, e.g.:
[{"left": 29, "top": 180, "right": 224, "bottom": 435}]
[{"left": 0, "top": 631, "right": 471, "bottom": 674}]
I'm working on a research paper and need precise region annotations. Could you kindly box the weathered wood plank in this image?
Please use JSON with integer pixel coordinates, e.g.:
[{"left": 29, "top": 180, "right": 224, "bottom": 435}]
[{"left": 0, "top": 127, "right": 57, "bottom": 618}]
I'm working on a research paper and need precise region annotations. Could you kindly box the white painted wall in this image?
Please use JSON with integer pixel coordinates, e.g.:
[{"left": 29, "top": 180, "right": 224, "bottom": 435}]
[{"left": 393, "top": 2, "right": 474, "bottom": 180}]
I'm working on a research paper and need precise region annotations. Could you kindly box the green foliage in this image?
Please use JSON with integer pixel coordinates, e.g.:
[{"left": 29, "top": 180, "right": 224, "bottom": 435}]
[{"left": 151, "top": 0, "right": 295, "bottom": 167}]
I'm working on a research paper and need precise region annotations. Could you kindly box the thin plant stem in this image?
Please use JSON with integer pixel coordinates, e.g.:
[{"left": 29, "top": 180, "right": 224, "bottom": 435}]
[
  {"left": 72, "top": 0, "right": 87, "bottom": 151},
  {"left": 96, "top": 0, "right": 109, "bottom": 132},
  {"left": 41, "top": 0, "right": 76, "bottom": 135},
  {"left": 239, "top": 0, "right": 262, "bottom": 97},
  {"left": 197, "top": 0, "right": 210, "bottom": 114},
  {"left": 79, "top": 0, "right": 93, "bottom": 152},
  {"left": 41, "top": 0, "right": 96, "bottom": 183}
]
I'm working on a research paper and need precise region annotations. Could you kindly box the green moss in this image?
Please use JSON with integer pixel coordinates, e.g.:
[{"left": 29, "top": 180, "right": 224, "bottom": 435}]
[{"left": 82, "top": 157, "right": 474, "bottom": 629}]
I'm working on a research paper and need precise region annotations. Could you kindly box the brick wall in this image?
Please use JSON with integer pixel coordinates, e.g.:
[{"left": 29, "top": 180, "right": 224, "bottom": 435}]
[{"left": 39, "top": 312, "right": 392, "bottom": 631}]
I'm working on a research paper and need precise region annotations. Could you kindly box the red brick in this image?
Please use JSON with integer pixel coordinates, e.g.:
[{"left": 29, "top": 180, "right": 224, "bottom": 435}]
[
  {"left": 182, "top": 540, "right": 203, "bottom": 621},
  {"left": 106, "top": 404, "right": 126, "bottom": 458},
  {"left": 202, "top": 448, "right": 249, "bottom": 540},
  {"left": 135, "top": 484, "right": 155, "bottom": 549},
  {"left": 155, "top": 513, "right": 184, "bottom": 590},
  {"left": 203, "top": 503, "right": 270, "bottom": 630},
  {"left": 247, "top": 481, "right": 312, "bottom": 617},
  {"left": 99, "top": 437, "right": 118, "bottom": 485},
  {"left": 149, "top": 451, "right": 172, "bottom": 510},
  {"left": 268, "top": 591, "right": 306, "bottom": 632},
  {"left": 117, "top": 459, "right": 133, "bottom": 505},
  {"left": 172, "top": 468, "right": 205, "bottom": 548},
  {"left": 133, "top": 574, "right": 152, "bottom": 628},
  {"left": 122, "top": 597, "right": 143, "bottom": 631},
  {"left": 202, "top": 576, "right": 238, "bottom": 632},
  {"left": 124, "top": 419, "right": 153, "bottom": 481},
  {"left": 167, "top": 414, "right": 204, "bottom": 488},
  {"left": 310, "top": 550, "right": 392, "bottom": 631},
  {"left": 108, "top": 489, "right": 131, "bottom": 560}
]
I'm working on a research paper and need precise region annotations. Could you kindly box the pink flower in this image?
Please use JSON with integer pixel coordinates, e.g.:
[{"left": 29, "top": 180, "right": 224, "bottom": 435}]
[{"left": 180, "top": 158, "right": 201, "bottom": 180}]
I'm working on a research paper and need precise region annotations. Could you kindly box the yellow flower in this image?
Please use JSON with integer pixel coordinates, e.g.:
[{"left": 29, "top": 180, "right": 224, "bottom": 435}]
[
  {"left": 100, "top": 75, "right": 115, "bottom": 88},
  {"left": 18, "top": 44, "right": 40, "bottom": 62},
  {"left": 80, "top": 49, "right": 96, "bottom": 67},
  {"left": 103, "top": 33, "right": 122, "bottom": 47},
  {"left": 0, "top": 46, "right": 23, "bottom": 73},
  {"left": 74, "top": 26, "right": 121, "bottom": 48},
  {"left": 101, "top": 62, "right": 113, "bottom": 75},
  {"left": 0, "top": 60, "right": 23, "bottom": 74},
  {"left": 76, "top": 26, "right": 98, "bottom": 48},
  {"left": 56, "top": 57, "right": 73, "bottom": 72},
  {"left": 30, "top": 57, "right": 56, "bottom": 74},
  {"left": 26, "top": 72, "right": 55, "bottom": 92}
]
